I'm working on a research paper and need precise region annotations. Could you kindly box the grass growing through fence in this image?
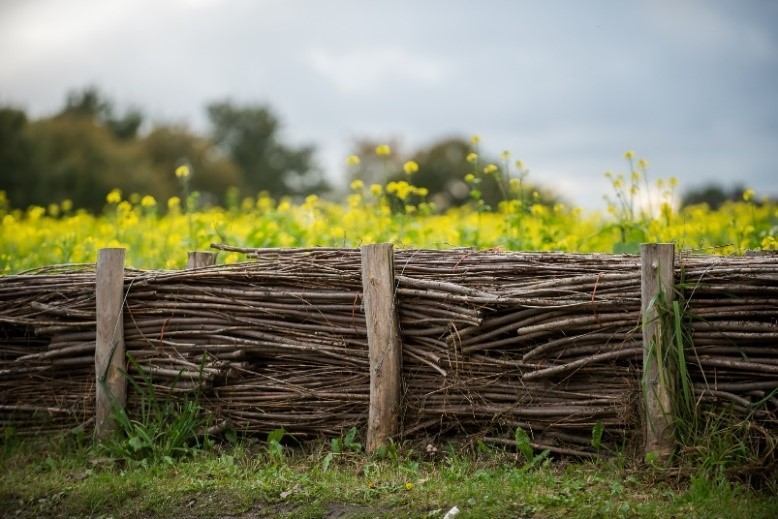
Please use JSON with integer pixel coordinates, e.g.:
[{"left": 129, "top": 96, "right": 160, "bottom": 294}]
[
  {"left": 1, "top": 432, "right": 776, "bottom": 519},
  {"left": 97, "top": 357, "right": 213, "bottom": 467},
  {"left": 669, "top": 288, "right": 778, "bottom": 482},
  {"left": 638, "top": 279, "right": 776, "bottom": 489}
]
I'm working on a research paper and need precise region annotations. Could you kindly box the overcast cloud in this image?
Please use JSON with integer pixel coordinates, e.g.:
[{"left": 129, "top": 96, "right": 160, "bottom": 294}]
[{"left": 1, "top": 0, "right": 776, "bottom": 206}]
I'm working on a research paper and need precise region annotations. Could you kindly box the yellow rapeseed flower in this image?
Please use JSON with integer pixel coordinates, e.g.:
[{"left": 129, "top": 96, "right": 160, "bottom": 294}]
[
  {"left": 464, "top": 173, "right": 476, "bottom": 184},
  {"left": 500, "top": 150, "right": 511, "bottom": 161},
  {"left": 638, "top": 158, "right": 649, "bottom": 170},
  {"left": 167, "top": 196, "right": 181, "bottom": 210},
  {"left": 515, "top": 159, "right": 525, "bottom": 171},
  {"left": 483, "top": 163, "right": 498, "bottom": 175},
  {"left": 466, "top": 152, "right": 478, "bottom": 164},
  {"left": 624, "top": 150, "right": 635, "bottom": 160},
  {"left": 175, "top": 164, "right": 191, "bottom": 179},
  {"left": 403, "top": 160, "right": 419, "bottom": 175},
  {"left": 350, "top": 179, "right": 364, "bottom": 190},
  {"left": 470, "top": 134, "right": 481, "bottom": 145},
  {"left": 743, "top": 188, "right": 755, "bottom": 202},
  {"left": 61, "top": 199, "right": 73, "bottom": 212},
  {"left": 386, "top": 180, "right": 412, "bottom": 200},
  {"left": 370, "top": 184, "right": 383, "bottom": 197},
  {"left": 375, "top": 144, "right": 391, "bottom": 156},
  {"left": 141, "top": 195, "right": 156, "bottom": 208},
  {"left": 345, "top": 154, "right": 361, "bottom": 167},
  {"left": 106, "top": 189, "right": 122, "bottom": 204}
]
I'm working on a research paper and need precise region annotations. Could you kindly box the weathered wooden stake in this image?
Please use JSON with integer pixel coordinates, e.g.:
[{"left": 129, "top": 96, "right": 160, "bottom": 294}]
[
  {"left": 640, "top": 242, "right": 676, "bottom": 462},
  {"left": 95, "top": 247, "right": 126, "bottom": 440},
  {"left": 187, "top": 251, "right": 217, "bottom": 269},
  {"left": 361, "top": 243, "right": 402, "bottom": 453}
]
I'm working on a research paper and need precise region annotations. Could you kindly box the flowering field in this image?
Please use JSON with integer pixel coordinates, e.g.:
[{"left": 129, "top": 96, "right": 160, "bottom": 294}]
[{"left": 1, "top": 149, "right": 776, "bottom": 273}]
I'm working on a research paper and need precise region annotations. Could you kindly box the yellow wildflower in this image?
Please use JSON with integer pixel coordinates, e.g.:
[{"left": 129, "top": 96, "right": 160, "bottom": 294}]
[
  {"left": 350, "top": 179, "right": 364, "bottom": 190},
  {"left": 624, "top": 150, "right": 635, "bottom": 160},
  {"left": 375, "top": 144, "right": 391, "bottom": 156},
  {"left": 743, "top": 188, "right": 755, "bottom": 202},
  {"left": 466, "top": 152, "right": 478, "bottom": 164},
  {"left": 370, "top": 184, "right": 383, "bottom": 197},
  {"left": 141, "top": 195, "right": 156, "bottom": 208},
  {"left": 470, "top": 134, "right": 481, "bottom": 145},
  {"left": 403, "top": 160, "right": 419, "bottom": 175},
  {"left": 404, "top": 482, "right": 414, "bottom": 491},
  {"left": 345, "top": 154, "right": 361, "bottom": 166},
  {"left": 483, "top": 163, "right": 498, "bottom": 175},
  {"left": 515, "top": 159, "right": 525, "bottom": 171},
  {"left": 500, "top": 150, "right": 511, "bottom": 161},
  {"left": 106, "top": 189, "right": 122, "bottom": 204},
  {"left": 167, "top": 196, "right": 181, "bottom": 210},
  {"left": 47, "top": 203, "right": 60, "bottom": 217},
  {"left": 464, "top": 173, "right": 476, "bottom": 184},
  {"left": 386, "top": 181, "right": 412, "bottom": 200},
  {"left": 175, "top": 164, "right": 191, "bottom": 179},
  {"left": 414, "top": 186, "right": 429, "bottom": 197},
  {"left": 61, "top": 199, "right": 73, "bottom": 212},
  {"left": 638, "top": 158, "right": 649, "bottom": 170},
  {"left": 509, "top": 178, "right": 521, "bottom": 192}
]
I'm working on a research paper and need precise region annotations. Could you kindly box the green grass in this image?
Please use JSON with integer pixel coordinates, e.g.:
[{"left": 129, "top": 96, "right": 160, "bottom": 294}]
[{"left": 1, "top": 435, "right": 776, "bottom": 519}]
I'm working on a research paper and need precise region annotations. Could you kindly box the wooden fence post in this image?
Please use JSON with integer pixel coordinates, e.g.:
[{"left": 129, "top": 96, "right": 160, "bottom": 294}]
[
  {"left": 640, "top": 243, "right": 676, "bottom": 462},
  {"left": 95, "top": 248, "right": 127, "bottom": 440},
  {"left": 187, "top": 251, "right": 217, "bottom": 269},
  {"left": 361, "top": 243, "right": 402, "bottom": 453}
]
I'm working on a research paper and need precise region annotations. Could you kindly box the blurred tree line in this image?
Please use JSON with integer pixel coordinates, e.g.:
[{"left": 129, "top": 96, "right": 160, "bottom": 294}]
[
  {"left": 0, "top": 86, "right": 555, "bottom": 213},
  {"left": 4, "top": 86, "right": 751, "bottom": 213},
  {"left": 0, "top": 87, "right": 328, "bottom": 211}
]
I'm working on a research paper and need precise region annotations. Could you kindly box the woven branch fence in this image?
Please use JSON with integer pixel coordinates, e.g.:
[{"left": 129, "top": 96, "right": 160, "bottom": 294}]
[{"left": 0, "top": 246, "right": 776, "bottom": 459}]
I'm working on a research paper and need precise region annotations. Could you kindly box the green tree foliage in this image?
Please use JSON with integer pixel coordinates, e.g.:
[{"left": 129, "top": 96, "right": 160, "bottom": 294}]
[
  {"left": 207, "top": 101, "right": 329, "bottom": 197},
  {"left": 142, "top": 125, "right": 242, "bottom": 203},
  {"left": 0, "top": 107, "right": 35, "bottom": 207},
  {"left": 25, "top": 115, "right": 151, "bottom": 211},
  {"left": 681, "top": 183, "right": 746, "bottom": 209},
  {"left": 62, "top": 86, "right": 144, "bottom": 140},
  {"left": 0, "top": 88, "right": 331, "bottom": 211}
]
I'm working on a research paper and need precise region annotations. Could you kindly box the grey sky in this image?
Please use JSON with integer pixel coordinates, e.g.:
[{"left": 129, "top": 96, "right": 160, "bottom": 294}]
[{"left": 1, "top": 0, "right": 776, "bottom": 207}]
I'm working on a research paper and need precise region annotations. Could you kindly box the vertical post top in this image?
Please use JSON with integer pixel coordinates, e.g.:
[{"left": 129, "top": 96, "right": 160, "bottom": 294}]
[
  {"left": 360, "top": 243, "right": 394, "bottom": 252},
  {"left": 640, "top": 243, "right": 675, "bottom": 251},
  {"left": 187, "top": 251, "right": 217, "bottom": 269},
  {"left": 98, "top": 247, "right": 126, "bottom": 256}
]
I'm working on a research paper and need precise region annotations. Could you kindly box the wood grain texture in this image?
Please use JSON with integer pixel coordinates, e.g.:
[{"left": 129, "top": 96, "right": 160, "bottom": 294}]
[
  {"left": 187, "top": 251, "right": 217, "bottom": 269},
  {"left": 641, "top": 243, "right": 675, "bottom": 462},
  {"left": 95, "top": 248, "right": 126, "bottom": 439},
  {"left": 361, "top": 244, "right": 401, "bottom": 453}
]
